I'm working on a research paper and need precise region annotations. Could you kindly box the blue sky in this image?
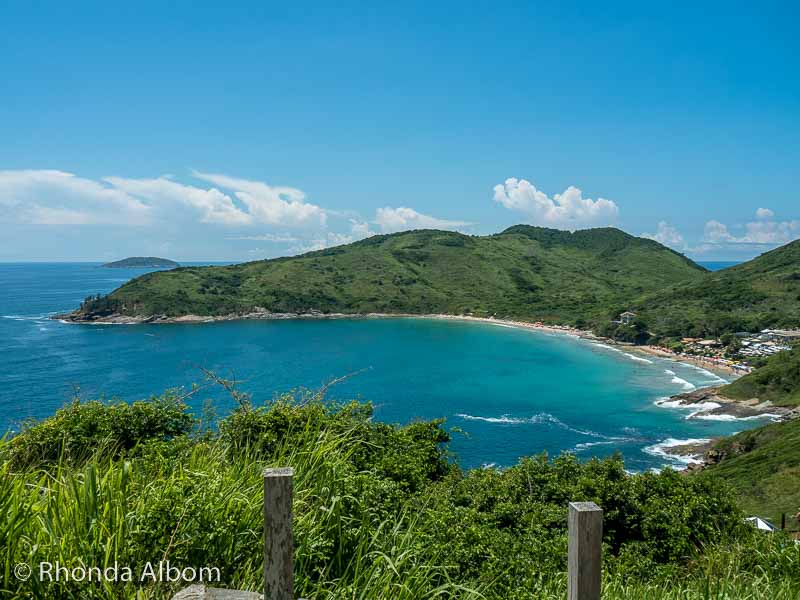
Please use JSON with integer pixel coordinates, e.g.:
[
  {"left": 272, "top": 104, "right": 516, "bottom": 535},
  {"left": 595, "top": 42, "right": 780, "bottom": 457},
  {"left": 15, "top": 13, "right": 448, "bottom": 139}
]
[{"left": 1, "top": 1, "right": 798, "bottom": 261}]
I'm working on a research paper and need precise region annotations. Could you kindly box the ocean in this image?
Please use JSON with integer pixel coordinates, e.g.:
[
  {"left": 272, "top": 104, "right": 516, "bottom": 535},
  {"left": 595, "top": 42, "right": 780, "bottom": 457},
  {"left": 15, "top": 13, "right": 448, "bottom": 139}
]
[
  {"left": 698, "top": 261, "right": 743, "bottom": 271},
  {"left": 0, "top": 262, "right": 760, "bottom": 471}
]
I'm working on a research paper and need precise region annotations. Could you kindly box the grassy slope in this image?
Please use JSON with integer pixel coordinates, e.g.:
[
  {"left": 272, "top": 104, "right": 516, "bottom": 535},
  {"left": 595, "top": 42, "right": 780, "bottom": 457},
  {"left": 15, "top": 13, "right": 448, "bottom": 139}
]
[
  {"left": 720, "top": 345, "right": 800, "bottom": 406},
  {"left": 701, "top": 417, "right": 800, "bottom": 523},
  {"left": 702, "top": 347, "right": 800, "bottom": 521},
  {"left": 80, "top": 226, "right": 706, "bottom": 324},
  {"left": 632, "top": 239, "right": 800, "bottom": 338}
]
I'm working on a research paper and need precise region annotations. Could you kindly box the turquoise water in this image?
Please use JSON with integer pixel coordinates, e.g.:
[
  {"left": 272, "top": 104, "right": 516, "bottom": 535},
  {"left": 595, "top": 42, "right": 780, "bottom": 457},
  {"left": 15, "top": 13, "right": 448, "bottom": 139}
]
[
  {"left": 698, "top": 261, "right": 743, "bottom": 271},
  {"left": 0, "top": 263, "right": 764, "bottom": 471}
]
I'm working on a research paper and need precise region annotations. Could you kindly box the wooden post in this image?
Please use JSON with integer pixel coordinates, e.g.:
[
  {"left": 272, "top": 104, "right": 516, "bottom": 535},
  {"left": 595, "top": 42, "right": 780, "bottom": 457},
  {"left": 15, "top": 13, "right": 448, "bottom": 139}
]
[
  {"left": 568, "top": 501, "right": 602, "bottom": 600},
  {"left": 264, "top": 467, "right": 294, "bottom": 600},
  {"left": 781, "top": 513, "right": 786, "bottom": 530}
]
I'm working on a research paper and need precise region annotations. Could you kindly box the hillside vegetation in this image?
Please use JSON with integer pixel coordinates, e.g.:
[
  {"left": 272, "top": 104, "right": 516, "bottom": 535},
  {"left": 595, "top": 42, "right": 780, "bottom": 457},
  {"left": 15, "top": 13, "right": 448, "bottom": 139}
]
[
  {"left": 721, "top": 344, "right": 800, "bottom": 406},
  {"left": 75, "top": 226, "right": 706, "bottom": 326},
  {"left": 702, "top": 416, "right": 800, "bottom": 524},
  {"left": 3, "top": 388, "right": 800, "bottom": 599},
  {"left": 632, "top": 239, "right": 800, "bottom": 338}
]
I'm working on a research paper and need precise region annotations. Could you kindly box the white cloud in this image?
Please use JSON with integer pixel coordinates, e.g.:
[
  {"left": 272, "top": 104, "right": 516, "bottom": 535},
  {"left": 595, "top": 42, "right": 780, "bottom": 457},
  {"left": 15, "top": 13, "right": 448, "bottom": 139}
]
[
  {"left": 703, "top": 214, "right": 800, "bottom": 246},
  {"left": 493, "top": 178, "right": 619, "bottom": 227},
  {"left": 0, "top": 169, "right": 150, "bottom": 225},
  {"left": 192, "top": 171, "right": 326, "bottom": 228},
  {"left": 642, "top": 221, "right": 686, "bottom": 250},
  {"left": 227, "top": 233, "right": 300, "bottom": 242},
  {"left": 0, "top": 169, "right": 477, "bottom": 260},
  {"left": 755, "top": 207, "right": 774, "bottom": 220},
  {"left": 349, "top": 218, "right": 374, "bottom": 238},
  {"left": 0, "top": 169, "right": 328, "bottom": 229},
  {"left": 105, "top": 176, "right": 252, "bottom": 226},
  {"left": 373, "top": 206, "right": 470, "bottom": 233}
]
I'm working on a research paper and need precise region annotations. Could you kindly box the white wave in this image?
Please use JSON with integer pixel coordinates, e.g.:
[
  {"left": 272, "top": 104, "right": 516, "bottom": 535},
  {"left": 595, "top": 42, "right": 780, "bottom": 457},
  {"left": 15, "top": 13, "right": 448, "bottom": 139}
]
[
  {"left": 693, "top": 412, "right": 781, "bottom": 422},
  {"left": 654, "top": 397, "right": 721, "bottom": 418},
  {"left": 683, "top": 402, "right": 722, "bottom": 418},
  {"left": 654, "top": 397, "right": 684, "bottom": 409},
  {"left": 590, "top": 342, "right": 622, "bottom": 353},
  {"left": 671, "top": 376, "right": 696, "bottom": 390},
  {"left": 456, "top": 412, "right": 611, "bottom": 439},
  {"left": 3, "top": 312, "right": 59, "bottom": 322},
  {"left": 623, "top": 353, "right": 653, "bottom": 364},
  {"left": 686, "top": 364, "right": 729, "bottom": 384},
  {"left": 642, "top": 437, "right": 710, "bottom": 467},
  {"left": 574, "top": 440, "right": 622, "bottom": 451},
  {"left": 664, "top": 369, "right": 676, "bottom": 376},
  {"left": 456, "top": 413, "right": 529, "bottom": 424}
]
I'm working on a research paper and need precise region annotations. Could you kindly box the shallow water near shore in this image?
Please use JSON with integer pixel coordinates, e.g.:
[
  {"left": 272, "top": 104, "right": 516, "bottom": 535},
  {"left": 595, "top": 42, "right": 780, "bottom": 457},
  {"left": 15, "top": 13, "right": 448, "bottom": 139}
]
[{"left": 0, "top": 262, "right": 765, "bottom": 471}]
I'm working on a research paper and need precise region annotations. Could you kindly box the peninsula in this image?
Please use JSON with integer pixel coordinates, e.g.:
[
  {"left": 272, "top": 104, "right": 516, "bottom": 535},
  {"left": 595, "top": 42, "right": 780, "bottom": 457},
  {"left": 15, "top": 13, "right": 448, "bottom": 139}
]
[{"left": 69, "top": 226, "right": 706, "bottom": 323}]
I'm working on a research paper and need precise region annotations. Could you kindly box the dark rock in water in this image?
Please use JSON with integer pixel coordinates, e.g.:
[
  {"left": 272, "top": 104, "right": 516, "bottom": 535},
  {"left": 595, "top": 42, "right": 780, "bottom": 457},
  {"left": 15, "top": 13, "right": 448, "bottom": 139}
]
[{"left": 666, "top": 386, "right": 791, "bottom": 420}]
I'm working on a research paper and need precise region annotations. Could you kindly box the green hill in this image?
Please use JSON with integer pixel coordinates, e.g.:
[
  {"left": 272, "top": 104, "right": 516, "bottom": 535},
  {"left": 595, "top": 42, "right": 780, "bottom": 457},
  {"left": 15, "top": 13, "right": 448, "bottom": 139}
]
[
  {"left": 720, "top": 344, "right": 800, "bottom": 407},
  {"left": 73, "top": 226, "right": 706, "bottom": 323},
  {"left": 702, "top": 416, "right": 800, "bottom": 523},
  {"left": 631, "top": 239, "right": 800, "bottom": 339},
  {"left": 699, "top": 346, "right": 800, "bottom": 521}
]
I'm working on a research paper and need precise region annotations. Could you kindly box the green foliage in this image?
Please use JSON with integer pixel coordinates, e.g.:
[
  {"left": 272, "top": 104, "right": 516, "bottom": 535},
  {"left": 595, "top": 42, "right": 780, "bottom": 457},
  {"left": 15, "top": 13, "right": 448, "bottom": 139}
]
[
  {"left": 702, "top": 416, "right": 800, "bottom": 523},
  {"left": 721, "top": 344, "right": 800, "bottom": 406},
  {"left": 633, "top": 240, "right": 800, "bottom": 339},
  {"left": 1, "top": 389, "right": 799, "bottom": 598},
  {"left": 595, "top": 318, "right": 652, "bottom": 344},
  {"left": 76, "top": 229, "right": 800, "bottom": 349},
  {"left": 77, "top": 226, "right": 707, "bottom": 325},
  {"left": 3, "top": 393, "right": 194, "bottom": 469}
]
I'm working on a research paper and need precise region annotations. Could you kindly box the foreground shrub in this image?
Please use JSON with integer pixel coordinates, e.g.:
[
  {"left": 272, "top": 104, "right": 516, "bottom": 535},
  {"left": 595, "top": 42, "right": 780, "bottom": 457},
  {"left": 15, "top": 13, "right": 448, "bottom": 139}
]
[
  {"left": 0, "top": 389, "right": 798, "bottom": 599},
  {"left": 3, "top": 393, "right": 194, "bottom": 469}
]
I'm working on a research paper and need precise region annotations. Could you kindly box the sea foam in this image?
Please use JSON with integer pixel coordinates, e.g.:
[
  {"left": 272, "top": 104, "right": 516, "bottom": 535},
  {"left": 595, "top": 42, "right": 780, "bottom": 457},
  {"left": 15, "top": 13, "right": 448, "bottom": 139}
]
[
  {"left": 654, "top": 397, "right": 721, "bottom": 418},
  {"left": 455, "top": 412, "right": 613, "bottom": 439},
  {"left": 670, "top": 376, "right": 696, "bottom": 390},
  {"left": 693, "top": 412, "right": 782, "bottom": 422},
  {"left": 623, "top": 353, "right": 653, "bottom": 364},
  {"left": 642, "top": 437, "right": 710, "bottom": 467}
]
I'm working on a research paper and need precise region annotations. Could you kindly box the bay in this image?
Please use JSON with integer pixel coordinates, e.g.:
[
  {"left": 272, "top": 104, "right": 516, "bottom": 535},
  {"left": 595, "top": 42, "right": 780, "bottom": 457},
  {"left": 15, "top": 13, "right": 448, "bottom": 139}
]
[{"left": 0, "top": 262, "right": 761, "bottom": 470}]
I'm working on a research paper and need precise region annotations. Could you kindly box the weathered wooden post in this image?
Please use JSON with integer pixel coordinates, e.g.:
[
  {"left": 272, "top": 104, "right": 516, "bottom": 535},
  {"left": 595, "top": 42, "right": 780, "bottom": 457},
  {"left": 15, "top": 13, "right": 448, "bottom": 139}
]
[
  {"left": 568, "top": 501, "right": 602, "bottom": 600},
  {"left": 781, "top": 513, "right": 786, "bottom": 530},
  {"left": 264, "top": 467, "right": 294, "bottom": 600}
]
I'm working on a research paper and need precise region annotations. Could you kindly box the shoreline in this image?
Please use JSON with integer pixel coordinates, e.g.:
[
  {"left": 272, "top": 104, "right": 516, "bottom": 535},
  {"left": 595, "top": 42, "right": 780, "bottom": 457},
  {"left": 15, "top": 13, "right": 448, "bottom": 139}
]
[
  {"left": 51, "top": 308, "right": 796, "bottom": 470},
  {"left": 56, "top": 307, "right": 742, "bottom": 389},
  {"left": 54, "top": 309, "right": 736, "bottom": 378},
  {"left": 634, "top": 344, "right": 751, "bottom": 376}
]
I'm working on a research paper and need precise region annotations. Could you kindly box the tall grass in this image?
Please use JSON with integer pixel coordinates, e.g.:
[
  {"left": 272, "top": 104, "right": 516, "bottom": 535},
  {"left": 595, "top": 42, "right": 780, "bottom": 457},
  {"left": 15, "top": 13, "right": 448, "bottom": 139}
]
[{"left": 1, "top": 392, "right": 799, "bottom": 599}]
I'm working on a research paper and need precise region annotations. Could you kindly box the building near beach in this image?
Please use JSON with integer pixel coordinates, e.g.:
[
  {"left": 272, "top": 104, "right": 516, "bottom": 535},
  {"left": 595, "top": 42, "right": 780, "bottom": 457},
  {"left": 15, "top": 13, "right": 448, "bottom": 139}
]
[
  {"left": 618, "top": 311, "right": 637, "bottom": 325},
  {"left": 760, "top": 329, "right": 800, "bottom": 344}
]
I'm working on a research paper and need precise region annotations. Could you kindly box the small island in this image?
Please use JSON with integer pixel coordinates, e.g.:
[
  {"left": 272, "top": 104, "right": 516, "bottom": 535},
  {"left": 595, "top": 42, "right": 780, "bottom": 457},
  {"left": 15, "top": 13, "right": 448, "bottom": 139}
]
[{"left": 102, "top": 257, "right": 179, "bottom": 269}]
